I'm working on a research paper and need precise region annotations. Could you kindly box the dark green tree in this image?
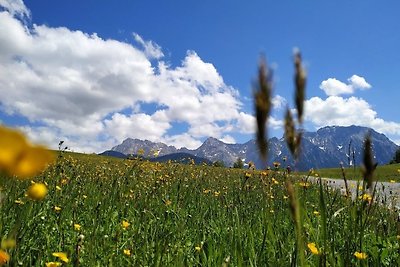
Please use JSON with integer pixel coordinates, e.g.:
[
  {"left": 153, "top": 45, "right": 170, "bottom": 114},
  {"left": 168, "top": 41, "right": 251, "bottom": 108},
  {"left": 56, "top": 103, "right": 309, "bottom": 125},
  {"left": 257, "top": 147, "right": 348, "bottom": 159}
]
[
  {"left": 390, "top": 148, "right": 400, "bottom": 164},
  {"left": 213, "top": 160, "right": 225, "bottom": 168},
  {"left": 233, "top": 157, "right": 244, "bottom": 169}
]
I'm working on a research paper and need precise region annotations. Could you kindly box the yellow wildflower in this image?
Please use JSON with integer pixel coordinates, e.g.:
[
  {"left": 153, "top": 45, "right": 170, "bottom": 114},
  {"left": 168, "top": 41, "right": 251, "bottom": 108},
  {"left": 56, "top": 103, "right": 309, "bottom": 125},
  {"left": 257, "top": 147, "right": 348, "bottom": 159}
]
[
  {"left": 0, "top": 126, "right": 27, "bottom": 170},
  {"left": 122, "top": 220, "right": 130, "bottom": 229},
  {"left": 299, "top": 181, "right": 310, "bottom": 188},
  {"left": 1, "top": 238, "right": 16, "bottom": 249},
  {"left": 354, "top": 251, "right": 367, "bottom": 260},
  {"left": 74, "top": 224, "right": 81, "bottom": 231},
  {"left": 45, "top": 262, "right": 62, "bottom": 267},
  {"left": 245, "top": 172, "right": 251, "bottom": 178},
  {"left": 165, "top": 199, "right": 172, "bottom": 206},
  {"left": 123, "top": 249, "right": 131, "bottom": 256},
  {"left": 195, "top": 246, "right": 201, "bottom": 252},
  {"left": 14, "top": 199, "right": 24, "bottom": 205},
  {"left": 52, "top": 252, "right": 69, "bottom": 263},
  {"left": 56, "top": 185, "right": 62, "bottom": 191},
  {"left": 13, "top": 146, "right": 55, "bottom": 178},
  {"left": 54, "top": 206, "right": 62, "bottom": 212},
  {"left": 203, "top": 189, "right": 211, "bottom": 194},
  {"left": 307, "top": 242, "right": 320, "bottom": 255},
  {"left": 27, "top": 183, "right": 48, "bottom": 201},
  {"left": 0, "top": 250, "right": 10, "bottom": 265},
  {"left": 313, "top": 211, "right": 320, "bottom": 216},
  {"left": 360, "top": 193, "right": 372, "bottom": 203},
  {"left": 390, "top": 180, "right": 396, "bottom": 183},
  {"left": 214, "top": 191, "right": 220, "bottom": 197},
  {"left": 0, "top": 126, "right": 55, "bottom": 178}
]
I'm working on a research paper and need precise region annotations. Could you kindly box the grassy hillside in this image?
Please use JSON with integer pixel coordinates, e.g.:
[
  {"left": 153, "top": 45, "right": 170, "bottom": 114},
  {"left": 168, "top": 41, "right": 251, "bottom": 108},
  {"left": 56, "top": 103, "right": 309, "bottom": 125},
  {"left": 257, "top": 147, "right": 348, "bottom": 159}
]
[{"left": 0, "top": 152, "right": 399, "bottom": 266}]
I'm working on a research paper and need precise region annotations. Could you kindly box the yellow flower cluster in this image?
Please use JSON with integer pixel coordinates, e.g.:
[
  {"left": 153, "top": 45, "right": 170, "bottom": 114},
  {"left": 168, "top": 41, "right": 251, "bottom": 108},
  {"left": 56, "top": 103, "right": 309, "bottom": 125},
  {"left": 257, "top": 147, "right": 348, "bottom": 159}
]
[
  {"left": 74, "top": 223, "right": 82, "bottom": 231},
  {"left": 45, "top": 252, "right": 69, "bottom": 266},
  {"left": 122, "top": 220, "right": 130, "bottom": 230},
  {"left": 45, "top": 262, "right": 62, "bottom": 267},
  {"left": 307, "top": 242, "right": 320, "bottom": 255},
  {"left": 0, "top": 126, "right": 55, "bottom": 178},
  {"left": 359, "top": 193, "right": 372, "bottom": 203},
  {"left": 299, "top": 181, "right": 310, "bottom": 188},
  {"left": 52, "top": 252, "right": 69, "bottom": 263},
  {"left": 354, "top": 251, "right": 367, "bottom": 260},
  {"left": 27, "top": 183, "right": 48, "bottom": 201},
  {"left": 0, "top": 250, "right": 10, "bottom": 265}
]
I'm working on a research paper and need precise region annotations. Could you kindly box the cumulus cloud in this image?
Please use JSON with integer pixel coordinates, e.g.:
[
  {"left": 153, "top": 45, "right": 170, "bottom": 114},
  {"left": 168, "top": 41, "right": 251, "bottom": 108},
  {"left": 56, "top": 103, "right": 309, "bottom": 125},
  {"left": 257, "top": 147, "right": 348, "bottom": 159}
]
[
  {"left": 220, "top": 135, "right": 236, "bottom": 144},
  {"left": 162, "top": 133, "right": 202, "bottom": 150},
  {"left": 0, "top": 4, "right": 259, "bottom": 152},
  {"left": 104, "top": 112, "right": 171, "bottom": 142},
  {"left": 320, "top": 75, "right": 371, "bottom": 96},
  {"left": 133, "top": 33, "right": 164, "bottom": 59},
  {"left": 348, "top": 75, "right": 371, "bottom": 89},
  {"left": 305, "top": 95, "right": 400, "bottom": 136},
  {"left": 0, "top": 0, "right": 29, "bottom": 17},
  {"left": 272, "top": 95, "right": 287, "bottom": 109},
  {"left": 235, "top": 112, "right": 283, "bottom": 134}
]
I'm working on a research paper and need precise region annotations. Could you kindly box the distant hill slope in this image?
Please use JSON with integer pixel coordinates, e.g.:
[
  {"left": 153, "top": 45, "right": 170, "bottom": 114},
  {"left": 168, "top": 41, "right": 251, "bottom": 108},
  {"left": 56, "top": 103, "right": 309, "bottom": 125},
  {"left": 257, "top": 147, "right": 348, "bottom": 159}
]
[
  {"left": 99, "top": 150, "right": 127, "bottom": 159},
  {"left": 149, "top": 152, "right": 212, "bottom": 165},
  {"left": 98, "top": 150, "right": 211, "bottom": 166},
  {"left": 109, "top": 125, "right": 399, "bottom": 170}
]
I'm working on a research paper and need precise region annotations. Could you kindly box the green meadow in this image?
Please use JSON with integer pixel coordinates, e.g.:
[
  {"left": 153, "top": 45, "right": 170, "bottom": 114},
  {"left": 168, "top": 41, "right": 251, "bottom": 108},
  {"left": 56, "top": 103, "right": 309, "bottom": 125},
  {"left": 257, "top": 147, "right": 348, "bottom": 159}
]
[
  {"left": 1, "top": 152, "right": 399, "bottom": 266},
  {"left": 308, "top": 163, "right": 400, "bottom": 182}
]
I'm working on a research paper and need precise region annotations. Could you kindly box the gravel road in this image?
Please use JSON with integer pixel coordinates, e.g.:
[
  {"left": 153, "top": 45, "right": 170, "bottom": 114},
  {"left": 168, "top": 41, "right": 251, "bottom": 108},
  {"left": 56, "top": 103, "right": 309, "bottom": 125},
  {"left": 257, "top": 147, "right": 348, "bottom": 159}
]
[{"left": 309, "top": 177, "right": 400, "bottom": 209}]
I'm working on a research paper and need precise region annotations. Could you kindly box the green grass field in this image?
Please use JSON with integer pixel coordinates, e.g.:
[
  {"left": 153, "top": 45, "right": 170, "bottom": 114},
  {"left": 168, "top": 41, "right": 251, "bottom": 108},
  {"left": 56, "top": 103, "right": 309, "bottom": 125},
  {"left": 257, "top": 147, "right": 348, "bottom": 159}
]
[
  {"left": 0, "top": 152, "right": 399, "bottom": 266},
  {"left": 306, "top": 163, "right": 400, "bottom": 182}
]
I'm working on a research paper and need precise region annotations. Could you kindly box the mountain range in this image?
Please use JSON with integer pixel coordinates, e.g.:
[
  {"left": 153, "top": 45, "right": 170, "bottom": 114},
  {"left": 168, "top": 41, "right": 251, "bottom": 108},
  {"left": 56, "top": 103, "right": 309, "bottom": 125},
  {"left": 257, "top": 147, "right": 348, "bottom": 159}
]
[{"left": 104, "top": 125, "right": 399, "bottom": 171}]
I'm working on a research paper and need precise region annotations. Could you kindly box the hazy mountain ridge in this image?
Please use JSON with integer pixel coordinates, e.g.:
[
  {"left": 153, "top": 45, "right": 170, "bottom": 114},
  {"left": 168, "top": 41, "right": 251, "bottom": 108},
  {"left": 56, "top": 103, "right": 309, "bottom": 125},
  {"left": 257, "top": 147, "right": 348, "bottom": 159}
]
[{"left": 109, "top": 126, "right": 399, "bottom": 170}]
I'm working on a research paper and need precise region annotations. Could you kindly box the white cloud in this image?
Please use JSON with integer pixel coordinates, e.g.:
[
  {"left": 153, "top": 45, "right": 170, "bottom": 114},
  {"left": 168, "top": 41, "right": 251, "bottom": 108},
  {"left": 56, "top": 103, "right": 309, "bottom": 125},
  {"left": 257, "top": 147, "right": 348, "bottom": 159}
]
[
  {"left": 348, "top": 75, "right": 371, "bottom": 90},
  {"left": 0, "top": 0, "right": 29, "bottom": 17},
  {"left": 235, "top": 112, "right": 283, "bottom": 134},
  {"left": 133, "top": 32, "right": 164, "bottom": 60},
  {"left": 162, "top": 133, "right": 202, "bottom": 150},
  {"left": 0, "top": 5, "right": 256, "bottom": 152},
  {"left": 269, "top": 116, "right": 284, "bottom": 129},
  {"left": 304, "top": 96, "right": 400, "bottom": 136},
  {"left": 320, "top": 75, "right": 371, "bottom": 96},
  {"left": 220, "top": 135, "right": 236, "bottom": 144},
  {"left": 104, "top": 112, "right": 171, "bottom": 143},
  {"left": 189, "top": 123, "right": 225, "bottom": 138},
  {"left": 272, "top": 95, "right": 287, "bottom": 109},
  {"left": 236, "top": 112, "right": 255, "bottom": 134}
]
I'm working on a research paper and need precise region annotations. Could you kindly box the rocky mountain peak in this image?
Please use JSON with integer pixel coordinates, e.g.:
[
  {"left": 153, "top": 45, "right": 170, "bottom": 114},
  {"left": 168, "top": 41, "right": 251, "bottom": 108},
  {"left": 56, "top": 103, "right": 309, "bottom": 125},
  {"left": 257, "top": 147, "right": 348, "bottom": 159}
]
[{"left": 108, "top": 126, "right": 399, "bottom": 170}]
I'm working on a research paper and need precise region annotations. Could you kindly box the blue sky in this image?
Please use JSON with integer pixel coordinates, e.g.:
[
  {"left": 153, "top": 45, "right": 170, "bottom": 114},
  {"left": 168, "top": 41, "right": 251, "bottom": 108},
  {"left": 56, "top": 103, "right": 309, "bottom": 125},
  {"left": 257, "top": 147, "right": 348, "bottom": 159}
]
[{"left": 1, "top": 0, "right": 400, "bottom": 152}]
